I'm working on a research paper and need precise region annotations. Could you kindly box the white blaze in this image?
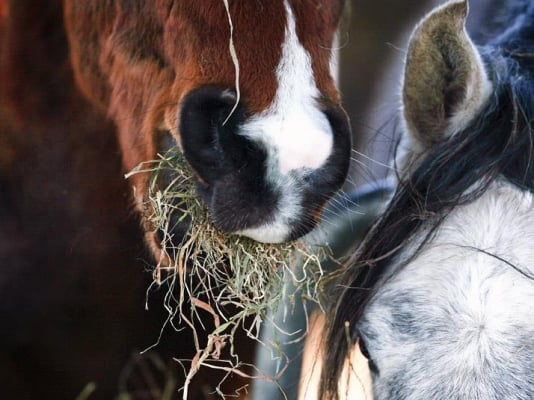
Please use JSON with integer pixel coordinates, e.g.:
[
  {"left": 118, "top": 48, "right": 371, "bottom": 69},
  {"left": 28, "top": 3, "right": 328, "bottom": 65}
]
[
  {"left": 237, "top": 0, "right": 336, "bottom": 242},
  {"left": 240, "top": 0, "right": 333, "bottom": 175}
]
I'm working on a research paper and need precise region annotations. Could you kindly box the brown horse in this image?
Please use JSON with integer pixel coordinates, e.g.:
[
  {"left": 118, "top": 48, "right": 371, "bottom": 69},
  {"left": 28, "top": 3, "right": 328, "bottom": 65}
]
[
  {"left": 64, "top": 0, "right": 351, "bottom": 255},
  {"left": 0, "top": 1, "right": 348, "bottom": 399}
]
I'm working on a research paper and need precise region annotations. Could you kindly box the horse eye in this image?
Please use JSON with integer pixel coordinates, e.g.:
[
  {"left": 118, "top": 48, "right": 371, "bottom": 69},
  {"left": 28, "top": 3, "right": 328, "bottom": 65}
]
[{"left": 359, "top": 337, "right": 379, "bottom": 375}]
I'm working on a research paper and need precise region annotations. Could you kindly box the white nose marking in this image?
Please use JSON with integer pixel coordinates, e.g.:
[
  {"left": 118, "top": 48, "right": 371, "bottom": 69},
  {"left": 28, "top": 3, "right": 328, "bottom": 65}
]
[
  {"left": 273, "top": 100, "right": 333, "bottom": 174},
  {"left": 240, "top": 0, "right": 334, "bottom": 175}
]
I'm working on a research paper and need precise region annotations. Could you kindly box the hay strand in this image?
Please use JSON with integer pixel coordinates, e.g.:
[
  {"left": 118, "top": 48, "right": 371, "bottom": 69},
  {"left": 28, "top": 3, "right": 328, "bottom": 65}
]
[
  {"left": 127, "top": 149, "right": 331, "bottom": 399},
  {"left": 222, "top": 0, "right": 240, "bottom": 125}
]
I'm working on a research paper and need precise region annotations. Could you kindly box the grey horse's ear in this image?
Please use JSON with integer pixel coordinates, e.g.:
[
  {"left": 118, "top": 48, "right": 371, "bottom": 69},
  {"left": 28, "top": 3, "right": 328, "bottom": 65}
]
[{"left": 402, "top": 0, "right": 491, "bottom": 147}]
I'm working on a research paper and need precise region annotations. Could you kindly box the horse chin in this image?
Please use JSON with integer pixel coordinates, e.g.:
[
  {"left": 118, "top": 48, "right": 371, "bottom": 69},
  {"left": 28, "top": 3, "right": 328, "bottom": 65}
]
[
  {"left": 200, "top": 172, "right": 324, "bottom": 243},
  {"left": 235, "top": 226, "right": 289, "bottom": 244},
  {"left": 235, "top": 218, "right": 315, "bottom": 244}
]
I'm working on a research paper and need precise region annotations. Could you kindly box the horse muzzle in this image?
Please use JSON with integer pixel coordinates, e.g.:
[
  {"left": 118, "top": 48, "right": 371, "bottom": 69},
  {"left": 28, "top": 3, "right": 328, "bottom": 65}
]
[{"left": 162, "top": 85, "right": 351, "bottom": 244}]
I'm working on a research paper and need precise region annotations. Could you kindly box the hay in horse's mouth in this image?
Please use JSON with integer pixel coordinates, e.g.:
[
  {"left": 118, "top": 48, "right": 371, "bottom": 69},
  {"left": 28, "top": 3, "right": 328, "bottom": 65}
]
[{"left": 126, "top": 150, "right": 331, "bottom": 398}]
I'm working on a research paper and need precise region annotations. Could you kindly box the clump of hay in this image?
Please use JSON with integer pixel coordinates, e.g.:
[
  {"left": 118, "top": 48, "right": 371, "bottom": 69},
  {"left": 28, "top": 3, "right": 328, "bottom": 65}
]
[{"left": 126, "top": 150, "right": 332, "bottom": 399}]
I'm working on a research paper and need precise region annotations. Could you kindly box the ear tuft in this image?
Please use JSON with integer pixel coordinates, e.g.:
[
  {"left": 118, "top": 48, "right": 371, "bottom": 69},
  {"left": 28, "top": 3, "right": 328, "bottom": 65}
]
[{"left": 402, "top": 0, "right": 491, "bottom": 147}]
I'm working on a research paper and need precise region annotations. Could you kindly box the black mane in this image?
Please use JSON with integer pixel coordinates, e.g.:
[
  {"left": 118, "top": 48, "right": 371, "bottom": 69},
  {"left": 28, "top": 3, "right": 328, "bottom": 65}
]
[{"left": 322, "top": 1, "right": 534, "bottom": 397}]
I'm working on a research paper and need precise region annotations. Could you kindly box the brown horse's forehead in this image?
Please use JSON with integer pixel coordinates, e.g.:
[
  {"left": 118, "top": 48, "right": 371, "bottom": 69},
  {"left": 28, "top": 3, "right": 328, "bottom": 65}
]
[{"left": 163, "top": 0, "right": 343, "bottom": 113}]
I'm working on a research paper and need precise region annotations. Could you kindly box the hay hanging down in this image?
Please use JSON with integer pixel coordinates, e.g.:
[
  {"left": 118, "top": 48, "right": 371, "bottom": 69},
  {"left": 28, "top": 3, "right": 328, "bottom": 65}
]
[{"left": 126, "top": 150, "right": 333, "bottom": 399}]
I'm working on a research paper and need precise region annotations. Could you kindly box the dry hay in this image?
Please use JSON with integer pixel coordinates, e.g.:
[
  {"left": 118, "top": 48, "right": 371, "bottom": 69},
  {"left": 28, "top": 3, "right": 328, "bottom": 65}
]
[{"left": 126, "top": 149, "right": 333, "bottom": 399}]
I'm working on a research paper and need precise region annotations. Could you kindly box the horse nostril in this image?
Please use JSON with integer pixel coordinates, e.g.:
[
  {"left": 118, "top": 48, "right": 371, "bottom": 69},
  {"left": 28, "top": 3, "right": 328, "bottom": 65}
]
[
  {"left": 179, "top": 85, "right": 244, "bottom": 185},
  {"left": 179, "top": 85, "right": 264, "bottom": 185},
  {"left": 178, "top": 85, "right": 278, "bottom": 237}
]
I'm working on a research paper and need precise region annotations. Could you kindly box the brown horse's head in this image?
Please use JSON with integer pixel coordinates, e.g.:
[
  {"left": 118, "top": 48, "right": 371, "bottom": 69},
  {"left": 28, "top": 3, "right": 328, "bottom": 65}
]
[{"left": 64, "top": 0, "right": 350, "bottom": 253}]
